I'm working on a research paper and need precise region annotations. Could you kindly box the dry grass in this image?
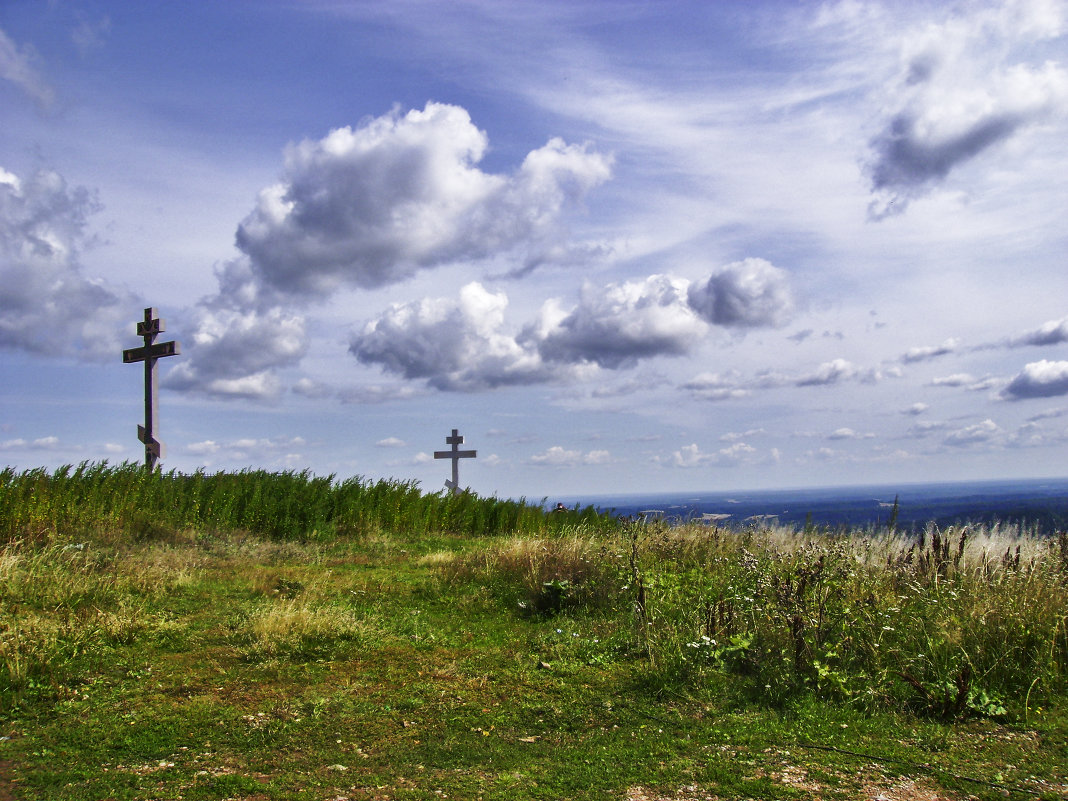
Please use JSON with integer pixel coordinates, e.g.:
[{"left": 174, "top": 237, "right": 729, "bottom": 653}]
[{"left": 238, "top": 598, "right": 377, "bottom": 661}]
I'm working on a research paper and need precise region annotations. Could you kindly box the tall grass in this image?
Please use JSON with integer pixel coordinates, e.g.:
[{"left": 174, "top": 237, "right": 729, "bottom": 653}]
[
  {"left": 443, "top": 521, "right": 1068, "bottom": 719},
  {"left": 0, "top": 461, "right": 612, "bottom": 543}
]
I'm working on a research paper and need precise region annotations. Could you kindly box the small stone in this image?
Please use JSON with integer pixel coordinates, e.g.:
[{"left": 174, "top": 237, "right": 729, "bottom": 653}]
[{"left": 537, "top": 661, "right": 551, "bottom": 670}]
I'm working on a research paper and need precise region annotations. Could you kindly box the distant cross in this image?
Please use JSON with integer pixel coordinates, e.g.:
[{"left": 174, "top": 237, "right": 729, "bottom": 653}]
[
  {"left": 434, "top": 428, "right": 476, "bottom": 495},
  {"left": 122, "top": 308, "right": 180, "bottom": 471}
]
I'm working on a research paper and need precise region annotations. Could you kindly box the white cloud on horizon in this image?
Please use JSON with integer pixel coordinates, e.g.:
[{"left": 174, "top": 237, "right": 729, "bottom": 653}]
[
  {"left": 944, "top": 418, "right": 1001, "bottom": 446},
  {"left": 662, "top": 442, "right": 759, "bottom": 468},
  {"left": 528, "top": 445, "right": 611, "bottom": 467}
]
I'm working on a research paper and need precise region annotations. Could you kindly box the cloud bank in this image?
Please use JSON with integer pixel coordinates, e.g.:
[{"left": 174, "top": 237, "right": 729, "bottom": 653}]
[{"left": 351, "top": 259, "right": 795, "bottom": 391}]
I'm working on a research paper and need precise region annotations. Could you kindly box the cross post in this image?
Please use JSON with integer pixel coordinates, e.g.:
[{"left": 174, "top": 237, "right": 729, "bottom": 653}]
[
  {"left": 433, "top": 428, "right": 476, "bottom": 495},
  {"left": 122, "top": 308, "right": 180, "bottom": 471}
]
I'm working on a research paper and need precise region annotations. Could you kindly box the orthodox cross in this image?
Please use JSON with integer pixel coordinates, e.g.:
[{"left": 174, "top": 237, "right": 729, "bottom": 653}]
[
  {"left": 122, "top": 308, "right": 180, "bottom": 471},
  {"left": 434, "top": 428, "right": 476, "bottom": 495}
]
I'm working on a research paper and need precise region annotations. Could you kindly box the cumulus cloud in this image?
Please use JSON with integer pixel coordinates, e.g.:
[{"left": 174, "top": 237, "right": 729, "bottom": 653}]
[
  {"left": 866, "top": 0, "right": 1068, "bottom": 217},
  {"left": 0, "top": 435, "right": 61, "bottom": 452},
  {"left": 681, "top": 372, "right": 750, "bottom": 401},
  {"left": 182, "top": 435, "right": 306, "bottom": 464},
  {"left": 902, "top": 402, "right": 930, "bottom": 415},
  {"left": 828, "top": 427, "right": 874, "bottom": 440},
  {"left": 901, "top": 338, "right": 958, "bottom": 363},
  {"left": 944, "top": 418, "right": 1001, "bottom": 446},
  {"left": 663, "top": 442, "right": 758, "bottom": 468},
  {"left": 235, "top": 102, "right": 611, "bottom": 296},
  {"left": 0, "top": 167, "right": 135, "bottom": 359},
  {"left": 796, "top": 358, "right": 857, "bottom": 386},
  {"left": 0, "top": 26, "right": 54, "bottom": 107},
  {"left": 171, "top": 103, "right": 613, "bottom": 399},
  {"left": 906, "top": 419, "right": 949, "bottom": 438},
  {"left": 687, "top": 258, "right": 794, "bottom": 328},
  {"left": 1007, "top": 316, "right": 1068, "bottom": 347},
  {"left": 682, "top": 355, "right": 895, "bottom": 400},
  {"left": 528, "top": 446, "right": 611, "bottom": 467},
  {"left": 351, "top": 282, "right": 559, "bottom": 391},
  {"left": 375, "top": 437, "right": 406, "bottom": 448},
  {"left": 1002, "top": 359, "right": 1068, "bottom": 399},
  {"left": 353, "top": 259, "right": 795, "bottom": 391},
  {"left": 930, "top": 372, "right": 999, "bottom": 390},
  {"left": 164, "top": 299, "right": 307, "bottom": 400},
  {"left": 535, "top": 274, "right": 707, "bottom": 369}
]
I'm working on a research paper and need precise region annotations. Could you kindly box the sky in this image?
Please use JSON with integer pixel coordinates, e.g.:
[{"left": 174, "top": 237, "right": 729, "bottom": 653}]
[{"left": 2, "top": 0, "right": 1068, "bottom": 500}]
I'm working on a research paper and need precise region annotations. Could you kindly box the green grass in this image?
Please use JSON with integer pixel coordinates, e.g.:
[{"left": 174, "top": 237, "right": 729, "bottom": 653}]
[
  {"left": 0, "top": 461, "right": 612, "bottom": 544},
  {"left": 1, "top": 465, "right": 1067, "bottom": 799}
]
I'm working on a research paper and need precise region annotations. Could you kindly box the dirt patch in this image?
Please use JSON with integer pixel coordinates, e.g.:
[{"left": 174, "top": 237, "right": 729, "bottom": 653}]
[
  {"left": 625, "top": 787, "right": 720, "bottom": 800},
  {"left": 623, "top": 776, "right": 965, "bottom": 801},
  {"left": 0, "top": 759, "right": 18, "bottom": 801}
]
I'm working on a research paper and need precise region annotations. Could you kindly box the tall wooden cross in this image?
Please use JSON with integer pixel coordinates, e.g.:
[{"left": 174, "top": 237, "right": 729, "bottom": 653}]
[
  {"left": 434, "top": 428, "right": 476, "bottom": 495},
  {"left": 122, "top": 308, "right": 180, "bottom": 471}
]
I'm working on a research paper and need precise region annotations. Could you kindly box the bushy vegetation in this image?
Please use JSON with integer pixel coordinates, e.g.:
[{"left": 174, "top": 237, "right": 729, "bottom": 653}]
[
  {"left": 0, "top": 461, "right": 609, "bottom": 543},
  {"left": 444, "top": 520, "right": 1068, "bottom": 720}
]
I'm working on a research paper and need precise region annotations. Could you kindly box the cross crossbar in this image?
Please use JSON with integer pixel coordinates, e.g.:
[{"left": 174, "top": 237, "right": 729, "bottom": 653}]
[
  {"left": 122, "top": 307, "right": 180, "bottom": 471},
  {"left": 123, "top": 340, "right": 179, "bottom": 363}
]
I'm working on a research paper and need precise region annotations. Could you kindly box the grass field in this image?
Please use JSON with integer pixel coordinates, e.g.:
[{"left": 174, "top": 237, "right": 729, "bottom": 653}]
[{"left": 1, "top": 464, "right": 1066, "bottom": 800}]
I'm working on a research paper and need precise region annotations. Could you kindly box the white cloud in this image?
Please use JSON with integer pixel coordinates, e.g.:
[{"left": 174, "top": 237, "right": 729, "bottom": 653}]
[
  {"left": 866, "top": 0, "right": 1068, "bottom": 217},
  {"left": 0, "top": 26, "right": 54, "bottom": 107},
  {"left": 901, "top": 338, "right": 958, "bottom": 363},
  {"left": 796, "top": 358, "right": 856, "bottom": 386},
  {"left": 337, "top": 383, "right": 424, "bottom": 404},
  {"left": 720, "top": 428, "right": 765, "bottom": 442},
  {"left": 351, "top": 281, "right": 558, "bottom": 391},
  {"left": 827, "top": 427, "right": 874, "bottom": 440},
  {"left": 235, "top": 102, "right": 611, "bottom": 296},
  {"left": 353, "top": 264, "right": 793, "bottom": 391},
  {"left": 902, "top": 402, "right": 930, "bottom": 415},
  {"left": 0, "top": 436, "right": 61, "bottom": 452},
  {"left": 170, "top": 102, "right": 611, "bottom": 399},
  {"left": 930, "top": 372, "right": 997, "bottom": 390},
  {"left": 185, "top": 440, "right": 221, "bottom": 455},
  {"left": 0, "top": 167, "right": 135, "bottom": 360},
  {"left": 529, "top": 446, "right": 611, "bottom": 466},
  {"left": 906, "top": 420, "right": 949, "bottom": 438},
  {"left": 944, "top": 418, "right": 1001, "bottom": 446},
  {"left": 663, "top": 442, "right": 758, "bottom": 468},
  {"left": 1002, "top": 359, "right": 1068, "bottom": 399},
  {"left": 164, "top": 306, "right": 306, "bottom": 400},
  {"left": 686, "top": 258, "right": 794, "bottom": 328},
  {"left": 1007, "top": 316, "right": 1068, "bottom": 347},
  {"left": 183, "top": 436, "right": 306, "bottom": 463},
  {"left": 375, "top": 437, "right": 406, "bottom": 448},
  {"left": 536, "top": 274, "right": 707, "bottom": 369}
]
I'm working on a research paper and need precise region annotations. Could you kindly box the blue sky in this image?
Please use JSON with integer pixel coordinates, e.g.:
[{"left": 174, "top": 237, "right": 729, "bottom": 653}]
[{"left": 2, "top": 0, "right": 1068, "bottom": 499}]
